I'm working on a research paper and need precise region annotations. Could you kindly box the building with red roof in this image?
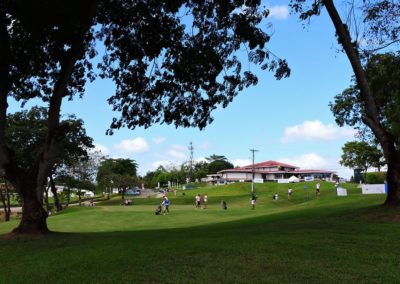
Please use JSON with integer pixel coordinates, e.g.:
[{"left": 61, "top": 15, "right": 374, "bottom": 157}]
[{"left": 216, "top": 160, "right": 334, "bottom": 182}]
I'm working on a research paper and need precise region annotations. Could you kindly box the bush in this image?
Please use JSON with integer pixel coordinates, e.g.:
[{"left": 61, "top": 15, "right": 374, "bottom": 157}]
[{"left": 365, "top": 172, "right": 386, "bottom": 184}]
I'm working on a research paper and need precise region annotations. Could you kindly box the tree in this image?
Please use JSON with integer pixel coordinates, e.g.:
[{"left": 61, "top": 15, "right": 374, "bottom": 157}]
[
  {"left": 290, "top": 0, "right": 400, "bottom": 207},
  {"left": 96, "top": 158, "right": 138, "bottom": 200},
  {"left": 0, "top": 0, "right": 290, "bottom": 233},
  {"left": 4, "top": 106, "right": 93, "bottom": 231},
  {"left": 340, "top": 141, "right": 385, "bottom": 179},
  {"left": 207, "top": 160, "right": 234, "bottom": 175},
  {"left": 205, "top": 154, "right": 228, "bottom": 162},
  {"left": 5, "top": 107, "right": 93, "bottom": 212},
  {"left": 0, "top": 177, "right": 12, "bottom": 222},
  {"left": 194, "top": 169, "right": 208, "bottom": 181},
  {"left": 67, "top": 153, "right": 98, "bottom": 206}
]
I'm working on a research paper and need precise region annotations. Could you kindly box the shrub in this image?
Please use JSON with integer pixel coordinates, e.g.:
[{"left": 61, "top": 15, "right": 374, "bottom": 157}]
[{"left": 365, "top": 172, "right": 386, "bottom": 184}]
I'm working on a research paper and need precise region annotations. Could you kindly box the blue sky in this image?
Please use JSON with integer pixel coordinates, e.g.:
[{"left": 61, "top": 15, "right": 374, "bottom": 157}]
[{"left": 9, "top": 2, "right": 360, "bottom": 178}]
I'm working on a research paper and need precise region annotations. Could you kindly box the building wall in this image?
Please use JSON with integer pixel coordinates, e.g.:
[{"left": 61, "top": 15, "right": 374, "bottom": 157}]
[{"left": 226, "top": 172, "right": 247, "bottom": 179}]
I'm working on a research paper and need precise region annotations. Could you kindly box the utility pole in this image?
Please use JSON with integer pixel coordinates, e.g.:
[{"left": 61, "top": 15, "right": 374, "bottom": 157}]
[
  {"left": 250, "top": 149, "right": 258, "bottom": 193},
  {"left": 188, "top": 142, "right": 194, "bottom": 182}
]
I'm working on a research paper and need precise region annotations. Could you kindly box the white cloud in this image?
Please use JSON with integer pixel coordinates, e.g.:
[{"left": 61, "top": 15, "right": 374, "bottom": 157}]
[
  {"left": 278, "top": 153, "right": 329, "bottom": 169},
  {"left": 113, "top": 137, "right": 150, "bottom": 154},
  {"left": 92, "top": 143, "right": 110, "bottom": 156},
  {"left": 152, "top": 160, "right": 170, "bottom": 168},
  {"left": 281, "top": 120, "right": 355, "bottom": 143},
  {"left": 278, "top": 153, "right": 354, "bottom": 179},
  {"left": 152, "top": 160, "right": 180, "bottom": 170},
  {"left": 171, "top": 144, "right": 187, "bottom": 151},
  {"left": 167, "top": 150, "right": 186, "bottom": 160},
  {"left": 152, "top": 137, "right": 166, "bottom": 144},
  {"left": 232, "top": 158, "right": 252, "bottom": 167},
  {"left": 268, "top": 5, "right": 289, "bottom": 20},
  {"left": 199, "top": 140, "right": 212, "bottom": 150},
  {"left": 196, "top": 157, "right": 207, "bottom": 163}
]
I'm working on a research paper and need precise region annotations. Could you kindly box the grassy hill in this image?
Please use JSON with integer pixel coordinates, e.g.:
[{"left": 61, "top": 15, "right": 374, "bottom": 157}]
[{"left": 0, "top": 181, "right": 399, "bottom": 283}]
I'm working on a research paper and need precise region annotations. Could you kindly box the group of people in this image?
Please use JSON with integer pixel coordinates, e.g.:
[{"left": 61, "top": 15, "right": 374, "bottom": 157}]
[
  {"left": 286, "top": 181, "right": 337, "bottom": 198},
  {"left": 120, "top": 198, "right": 133, "bottom": 206},
  {"left": 195, "top": 193, "right": 208, "bottom": 209},
  {"left": 155, "top": 181, "right": 340, "bottom": 215}
]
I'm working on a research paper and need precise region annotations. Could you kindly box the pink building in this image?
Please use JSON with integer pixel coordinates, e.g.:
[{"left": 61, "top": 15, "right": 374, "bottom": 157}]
[{"left": 218, "top": 160, "right": 334, "bottom": 182}]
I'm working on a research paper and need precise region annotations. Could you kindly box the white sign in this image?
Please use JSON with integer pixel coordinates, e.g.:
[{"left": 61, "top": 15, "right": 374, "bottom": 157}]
[
  {"left": 362, "top": 184, "right": 386, "bottom": 194},
  {"left": 304, "top": 177, "right": 314, "bottom": 181},
  {"left": 277, "top": 179, "right": 290, "bottom": 184},
  {"left": 337, "top": 187, "right": 347, "bottom": 196},
  {"left": 254, "top": 178, "right": 264, "bottom": 183}
]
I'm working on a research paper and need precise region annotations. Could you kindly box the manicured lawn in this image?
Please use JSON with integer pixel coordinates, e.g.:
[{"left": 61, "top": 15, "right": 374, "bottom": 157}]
[{"left": 0, "top": 182, "right": 399, "bottom": 283}]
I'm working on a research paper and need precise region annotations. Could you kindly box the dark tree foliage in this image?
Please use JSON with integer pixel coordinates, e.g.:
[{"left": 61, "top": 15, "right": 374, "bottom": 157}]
[
  {"left": 340, "top": 141, "right": 385, "bottom": 177},
  {"left": 0, "top": 0, "right": 290, "bottom": 233},
  {"left": 97, "top": 158, "right": 138, "bottom": 200},
  {"left": 5, "top": 107, "right": 94, "bottom": 211},
  {"left": 330, "top": 53, "right": 400, "bottom": 139},
  {"left": 363, "top": 0, "right": 400, "bottom": 48},
  {"left": 207, "top": 160, "right": 234, "bottom": 174}
]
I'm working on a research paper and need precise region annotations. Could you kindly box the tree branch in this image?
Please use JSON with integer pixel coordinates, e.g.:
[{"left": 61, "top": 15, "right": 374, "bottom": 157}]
[
  {"left": 0, "top": 13, "right": 11, "bottom": 166},
  {"left": 35, "top": 0, "right": 99, "bottom": 198},
  {"left": 323, "top": 0, "right": 391, "bottom": 152},
  {"left": 364, "top": 39, "right": 400, "bottom": 54},
  {"left": 0, "top": 12, "right": 20, "bottom": 184}
]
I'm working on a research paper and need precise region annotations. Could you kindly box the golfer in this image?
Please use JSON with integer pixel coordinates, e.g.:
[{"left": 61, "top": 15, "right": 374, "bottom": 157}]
[
  {"left": 195, "top": 194, "right": 201, "bottom": 209},
  {"left": 203, "top": 193, "right": 208, "bottom": 209},
  {"left": 162, "top": 196, "right": 170, "bottom": 215},
  {"left": 251, "top": 194, "right": 256, "bottom": 210}
]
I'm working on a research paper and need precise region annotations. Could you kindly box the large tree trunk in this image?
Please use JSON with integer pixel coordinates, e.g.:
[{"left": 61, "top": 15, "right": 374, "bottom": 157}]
[
  {"left": 323, "top": 0, "right": 400, "bottom": 207},
  {"left": 6, "top": 185, "right": 10, "bottom": 221},
  {"left": 121, "top": 188, "right": 125, "bottom": 201},
  {"left": 49, "top": 175, "right": 62, "bottom": 212},
  {"left": 12, "top": 182, "right": 49, "bottom": 234},
  {"left": 44, "top": 185, "right": 51, "bottom": 214},
  {"left": 0, "top": 185, "right": 11, "bottom": 222},
  {"left": 78, "top": 190, "right": 82, "bottom": 206},
  {"left": 384, "top": 150, "right": 400, "bottom": 207}
]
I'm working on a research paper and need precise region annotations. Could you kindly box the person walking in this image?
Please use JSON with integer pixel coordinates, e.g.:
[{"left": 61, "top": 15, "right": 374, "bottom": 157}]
[
  {"left": 316, "top": 182, "right": 320, "bottom": 196},
  {"left": 203, "top": 193, "right": 208, "bottom": 209},
  {"left": 251, "top": 194, "right": 256, "bottom": 210},
  {"left": 288, "top": 187, "right": 293, "bottom": 199},
  {"left": 162, "top": 196, "right": 170, "bottom": 215}
]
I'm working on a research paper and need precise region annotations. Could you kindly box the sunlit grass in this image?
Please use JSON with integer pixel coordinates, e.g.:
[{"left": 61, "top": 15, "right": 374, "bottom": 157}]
[{"left": 0, "top": 182, "right": 398, "bottom": 283}]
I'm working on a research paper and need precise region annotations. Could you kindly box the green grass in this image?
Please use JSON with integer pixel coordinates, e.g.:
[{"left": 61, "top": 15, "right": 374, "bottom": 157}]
[{"left": 0, "top": 181, "right": 399, "bottom": 283}]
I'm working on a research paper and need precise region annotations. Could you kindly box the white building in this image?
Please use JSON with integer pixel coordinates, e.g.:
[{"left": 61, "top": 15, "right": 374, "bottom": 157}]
[{"left": 218, "top": 161, "right": 334, "bottom": 182}]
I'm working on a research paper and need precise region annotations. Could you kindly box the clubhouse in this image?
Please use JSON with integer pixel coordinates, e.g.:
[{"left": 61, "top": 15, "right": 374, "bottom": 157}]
[{"left": 215, "top": 160, "right": 334, "bottom": 182}]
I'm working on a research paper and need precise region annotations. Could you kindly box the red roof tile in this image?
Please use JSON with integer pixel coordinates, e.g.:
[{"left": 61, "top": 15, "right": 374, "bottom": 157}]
[{"left": 240, "top": 160, "right": 298, "bottom": 169}]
